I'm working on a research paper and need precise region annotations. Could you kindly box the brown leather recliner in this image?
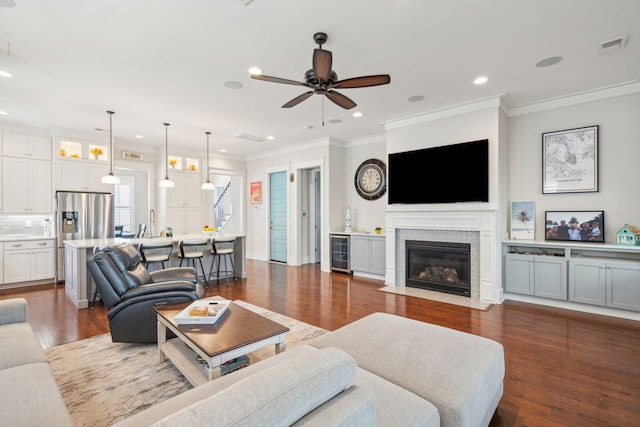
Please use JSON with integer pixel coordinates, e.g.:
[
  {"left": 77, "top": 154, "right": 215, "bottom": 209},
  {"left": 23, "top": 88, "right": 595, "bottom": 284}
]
[{"left": 87, "top": 243, "right": 203, "bottom": 343}]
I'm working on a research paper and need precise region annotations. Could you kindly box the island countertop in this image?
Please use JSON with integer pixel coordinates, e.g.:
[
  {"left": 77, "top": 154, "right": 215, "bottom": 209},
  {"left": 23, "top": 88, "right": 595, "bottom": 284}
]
[{"left": 63, "top": 233, "right": 246, "bottom": 249}]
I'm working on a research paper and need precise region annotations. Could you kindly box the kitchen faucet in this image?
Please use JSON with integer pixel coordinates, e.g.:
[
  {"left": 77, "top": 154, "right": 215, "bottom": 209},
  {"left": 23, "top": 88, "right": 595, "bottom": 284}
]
[{"left": 149, "top": 208, "right": 156, "bottom": 237}]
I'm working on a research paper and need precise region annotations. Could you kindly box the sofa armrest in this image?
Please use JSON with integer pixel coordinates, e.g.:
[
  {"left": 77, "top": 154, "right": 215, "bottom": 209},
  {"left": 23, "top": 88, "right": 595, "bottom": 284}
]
[
  {"left": 0, "top": 298, "right": 27, "bottom": 325},
  {"left": 123, "top": 282, "right": 199, "bottom": 300},
  {"left": 150, "top": 267, "right": 197, "bottom": 284}
]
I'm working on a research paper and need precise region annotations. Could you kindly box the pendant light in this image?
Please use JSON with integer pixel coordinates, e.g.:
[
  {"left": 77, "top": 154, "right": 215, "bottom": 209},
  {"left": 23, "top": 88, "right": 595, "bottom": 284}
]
[
  {"left": 158, "top": 122, "right": 175, "bottom": 188},
  {"left": 101, "top": 110, "right": 120, "bottom": 184},
  {"left": 201, "top": 131, "right": 215, "bottom": 190}
]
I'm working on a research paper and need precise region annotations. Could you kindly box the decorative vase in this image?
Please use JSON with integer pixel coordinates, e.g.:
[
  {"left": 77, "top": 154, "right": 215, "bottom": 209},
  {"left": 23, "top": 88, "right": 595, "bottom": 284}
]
[{"left": 345, "top": 208, "right": 352, "bottom": 232}]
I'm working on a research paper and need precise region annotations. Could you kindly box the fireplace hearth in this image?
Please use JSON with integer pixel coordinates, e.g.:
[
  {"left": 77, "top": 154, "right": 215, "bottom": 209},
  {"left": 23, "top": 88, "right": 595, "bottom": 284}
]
[{"left": 406, "top": 240, "right": 471, "bottom": 297}]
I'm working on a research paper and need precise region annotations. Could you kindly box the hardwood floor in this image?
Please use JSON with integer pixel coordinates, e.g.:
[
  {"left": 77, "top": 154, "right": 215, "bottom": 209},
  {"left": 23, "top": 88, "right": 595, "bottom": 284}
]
[{"left": 2, "top": 259, "right": 639, "bottom": 426}]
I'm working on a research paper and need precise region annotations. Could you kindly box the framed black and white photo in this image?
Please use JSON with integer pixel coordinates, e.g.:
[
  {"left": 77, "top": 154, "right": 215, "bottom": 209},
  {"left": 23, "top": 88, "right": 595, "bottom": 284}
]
[
  {"left": 542, "top": 125, "right": 598, "bottom": 194},
  {"left": 544, "top": 210, "right": 604, "bottom": 243}
]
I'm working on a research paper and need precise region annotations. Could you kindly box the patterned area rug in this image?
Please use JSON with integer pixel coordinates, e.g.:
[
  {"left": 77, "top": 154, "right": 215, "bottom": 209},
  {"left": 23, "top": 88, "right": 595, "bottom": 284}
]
[
  {"left": 44, "top": 300, "right": 327, "bottom": 427},
  {"left": 378, "top": 286, "right": 493, "bottom": 311}
]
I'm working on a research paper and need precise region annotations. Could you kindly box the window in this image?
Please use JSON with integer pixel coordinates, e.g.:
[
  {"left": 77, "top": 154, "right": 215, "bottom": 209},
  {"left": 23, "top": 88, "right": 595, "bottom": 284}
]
[{"left": 114, "top": 176, "right": 135, "bottom": 233}]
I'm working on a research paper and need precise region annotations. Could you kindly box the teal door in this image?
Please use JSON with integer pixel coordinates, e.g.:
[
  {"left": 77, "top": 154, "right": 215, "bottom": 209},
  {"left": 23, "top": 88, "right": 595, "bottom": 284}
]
[{"left": 270, "top": 171, "right": 287, "bottom": 263}]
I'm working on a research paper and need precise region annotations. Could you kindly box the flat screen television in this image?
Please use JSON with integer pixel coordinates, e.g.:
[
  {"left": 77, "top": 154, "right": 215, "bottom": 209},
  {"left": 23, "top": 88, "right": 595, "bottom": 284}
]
[{"left": 388, "top": 139, "right": 489, "bottom": 204}]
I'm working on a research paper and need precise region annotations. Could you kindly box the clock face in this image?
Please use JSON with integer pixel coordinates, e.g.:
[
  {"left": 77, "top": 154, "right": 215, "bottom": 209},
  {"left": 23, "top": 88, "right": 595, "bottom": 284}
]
[{"left": 355, "top": 159, "right": 387, "bottom": 200}]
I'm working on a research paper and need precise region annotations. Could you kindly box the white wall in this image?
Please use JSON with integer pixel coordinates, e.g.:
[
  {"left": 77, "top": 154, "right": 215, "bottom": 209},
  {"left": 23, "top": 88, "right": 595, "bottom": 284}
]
[
  {"left": 345, "top": 135, "right": 387, "bottom": 233},
  {"left": 508, "top": 91, "right": 640, "bottom": 242}
]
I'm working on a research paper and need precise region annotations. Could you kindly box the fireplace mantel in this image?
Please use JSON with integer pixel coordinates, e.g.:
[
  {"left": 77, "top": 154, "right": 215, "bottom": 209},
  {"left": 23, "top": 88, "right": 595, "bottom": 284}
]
[{"left": 385, "top": 208, "right": 503, "bottom": 303}]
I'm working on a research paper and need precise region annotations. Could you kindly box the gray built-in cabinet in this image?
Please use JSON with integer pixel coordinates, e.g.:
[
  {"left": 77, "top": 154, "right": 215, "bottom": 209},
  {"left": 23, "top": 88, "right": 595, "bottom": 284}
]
[
  {"left": 503, "top": 241, "right": 640, "bottom": 313},
  {"left": 350, "top": 234, "right": 386, "bottom": 276}
]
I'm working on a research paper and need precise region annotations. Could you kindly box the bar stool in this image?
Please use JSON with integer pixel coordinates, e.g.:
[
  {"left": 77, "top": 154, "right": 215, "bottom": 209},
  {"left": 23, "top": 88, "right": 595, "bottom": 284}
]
[
  {"left": 178, "top": 239, "right": 208, "bottom": 285},
  {"left": 138, "top": 241, "right": 173, "bottom": 271},
  {"left": 208, "top": 236, "right": 236, "bottom": 284}
]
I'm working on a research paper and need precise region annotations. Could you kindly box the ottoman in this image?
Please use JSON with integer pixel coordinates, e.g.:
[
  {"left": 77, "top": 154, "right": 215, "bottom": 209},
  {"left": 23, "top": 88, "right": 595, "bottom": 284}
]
[{"left": 310, "top": 312, "right": 504, "bottom": 427}]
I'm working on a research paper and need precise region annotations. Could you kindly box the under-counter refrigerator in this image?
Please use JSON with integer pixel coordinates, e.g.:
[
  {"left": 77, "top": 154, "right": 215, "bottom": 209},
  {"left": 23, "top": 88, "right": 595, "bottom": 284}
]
[{"left": 55, "top": 191, "right": 114, "bottom": 282}]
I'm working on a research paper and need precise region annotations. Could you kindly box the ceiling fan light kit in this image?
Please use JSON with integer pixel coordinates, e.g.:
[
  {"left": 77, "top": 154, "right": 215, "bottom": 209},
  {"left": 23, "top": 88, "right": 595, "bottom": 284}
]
[{"left": 251, "top": 32, "right": 390, "bottom": 110}]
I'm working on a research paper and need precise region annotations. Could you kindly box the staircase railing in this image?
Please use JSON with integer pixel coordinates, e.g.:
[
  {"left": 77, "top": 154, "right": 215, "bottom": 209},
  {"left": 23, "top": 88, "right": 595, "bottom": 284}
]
[{"left": 213, "top": 180, "right": 232, "bottom": 231}]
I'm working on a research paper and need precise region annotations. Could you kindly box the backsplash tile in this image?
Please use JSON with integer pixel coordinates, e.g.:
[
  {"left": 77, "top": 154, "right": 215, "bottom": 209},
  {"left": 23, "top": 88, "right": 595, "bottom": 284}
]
[{"left": 0, "top": 214, "right": 54, "bottom": 237}]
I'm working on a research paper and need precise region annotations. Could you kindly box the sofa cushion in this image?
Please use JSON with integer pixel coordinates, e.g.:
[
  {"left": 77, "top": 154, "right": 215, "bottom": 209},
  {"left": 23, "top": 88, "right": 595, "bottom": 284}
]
[
  {"left": 0, "top": 362, "right": 74, "bottom": 426},
  {"left": 292, "top": 385, "right": 376, "bottom": 426},
  {"left": 310, "top": 312, "right": 505, "bottom": 427},
  {"left": 0, "top": 322, "right": 49, "bottom": 369},
  {"left": 0, "top": 298, "right": 27, "bottom": 325},
  {"left": 153, "top": 347, "right": 358, "bottom": 427}
]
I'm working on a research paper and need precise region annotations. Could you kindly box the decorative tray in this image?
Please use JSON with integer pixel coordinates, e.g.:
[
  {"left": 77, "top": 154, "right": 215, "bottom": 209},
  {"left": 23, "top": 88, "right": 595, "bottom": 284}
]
[{"left": 174, "top": 299, "right": 231, "bottom": 325}]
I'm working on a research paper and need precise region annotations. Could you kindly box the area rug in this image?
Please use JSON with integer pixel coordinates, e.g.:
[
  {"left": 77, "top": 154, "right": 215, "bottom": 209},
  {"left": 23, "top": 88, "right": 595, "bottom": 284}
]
[
  {"left": 378, "top": 285, "right": 493, "bottom": 311},
  {"left": 44, "top": 300, "right": 327, "bottom": 427}
]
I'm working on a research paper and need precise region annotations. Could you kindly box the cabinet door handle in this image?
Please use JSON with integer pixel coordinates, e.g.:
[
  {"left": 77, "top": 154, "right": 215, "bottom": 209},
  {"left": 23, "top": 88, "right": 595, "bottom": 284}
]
[{"left": 38, "top": 242, "right": 47, "bottom": 246}]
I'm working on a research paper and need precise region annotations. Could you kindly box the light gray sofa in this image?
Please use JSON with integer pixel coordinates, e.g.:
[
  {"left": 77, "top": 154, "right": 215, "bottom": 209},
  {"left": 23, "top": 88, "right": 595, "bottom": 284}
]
[
  {"left": 0, "top": 298, "right": 74, "bottom": 426},
  {"left": 1, "top": 298, "right": 504, "bottom": 426}
]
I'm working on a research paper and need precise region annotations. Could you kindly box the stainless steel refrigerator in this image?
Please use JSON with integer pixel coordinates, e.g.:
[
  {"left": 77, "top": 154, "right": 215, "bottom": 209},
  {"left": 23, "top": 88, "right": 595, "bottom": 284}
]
[{"left": 55, "top": 191, "right": 114, "bottom": 282}]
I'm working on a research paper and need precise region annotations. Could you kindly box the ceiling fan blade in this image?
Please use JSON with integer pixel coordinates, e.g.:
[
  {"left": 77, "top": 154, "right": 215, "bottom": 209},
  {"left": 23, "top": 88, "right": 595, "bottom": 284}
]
[
  {"left": 313, "top": 49, "right": 332, "bottom": 82},
  {"left": 333, "top": 74, "right": 391, "bottom": 89},
  {"left": 282, "top": 91, "right": 314, "bottom": 108},
  {"left": 325, "top": 90, "right": 357, "bottom": 110},
  {"left": 251, "top": 74, "right": 305, "bottom": 86}
]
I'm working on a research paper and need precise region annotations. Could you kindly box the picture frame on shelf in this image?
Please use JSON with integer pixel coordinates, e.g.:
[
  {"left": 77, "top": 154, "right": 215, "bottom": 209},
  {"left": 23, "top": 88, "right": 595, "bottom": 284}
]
[
  {"left": 542, "top": 125, "right": 598, "bottom": 194},
  {"left": 250, "top": 181, "right": 262, "bottom": 204},
  {"left": 545, "top": 210, "right": 604, "bottom": 243},
  {"left": 510, "top": 201, "right": 535, "bottom": 240}
]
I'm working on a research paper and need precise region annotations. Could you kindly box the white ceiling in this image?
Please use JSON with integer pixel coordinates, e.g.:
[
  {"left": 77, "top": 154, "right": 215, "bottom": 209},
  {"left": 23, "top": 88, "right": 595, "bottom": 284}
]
[{"left": 0, "top": 0, "right": 639, "bottom": 159}]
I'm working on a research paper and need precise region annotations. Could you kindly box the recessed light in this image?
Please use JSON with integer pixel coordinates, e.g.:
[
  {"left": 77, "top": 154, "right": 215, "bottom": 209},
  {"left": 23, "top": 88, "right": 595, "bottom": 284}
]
[
  {"left": 535, "top": 56, "right": 562, "bottom": 68},
  {"left": 0, "top": 70, "right": 13, "bottom": 78},
  {"left": 266, "top": 135, "right": 275, "bottom": 140},
  {"left": 0, "top": 110, "right": 8, "bottom": 115},
  {"left": 473, "top": 76, "right": 488, "bottom": 85},
  {"left": 352, "top": 112, "right": 363, "bottom": 118},
  {"left": 134, "top": 134, "right": 143, "bottom": 139},
  {"left": 220, "top": 148, "right": 227, "bottom": 153},
  {"left": 328, "top": 119, "right": 342, "bottom": 124},
  {"left": 249, "top": 67, "right": 263, "bottom": 75},
  {"left": 407, "top": 95, "right": 424, "bottom": 102},
  {"left": 224, "top": 81, "right": 243, "bottom": 89}
]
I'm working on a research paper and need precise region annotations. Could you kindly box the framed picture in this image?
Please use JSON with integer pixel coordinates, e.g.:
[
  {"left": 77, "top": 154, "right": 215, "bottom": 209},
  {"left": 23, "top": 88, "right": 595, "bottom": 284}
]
[
  {"left": 510, "top": 201, "right": 535, "bottom": 240},
  {"left": 544, "top": 210, "right": 604, "bottom": 243},
  {"left": 542, "top": 125, "right": 598, "bottom": 194},
  {"left": 250, "top": 181, "right": 262, "bottom": 204}
]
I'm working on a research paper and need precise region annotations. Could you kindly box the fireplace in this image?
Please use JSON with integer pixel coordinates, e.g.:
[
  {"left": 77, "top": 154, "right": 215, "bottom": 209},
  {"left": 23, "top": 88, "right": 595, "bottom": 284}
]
[{"left": 406, "top": 240, "right": 471, "bottom": 297}]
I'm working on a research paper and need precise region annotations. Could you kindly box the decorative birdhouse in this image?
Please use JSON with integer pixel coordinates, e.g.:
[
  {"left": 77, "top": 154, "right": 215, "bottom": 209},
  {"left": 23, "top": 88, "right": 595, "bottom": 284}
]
[{"left": 616, "top": 224, "right": 640, "bottom": 246}]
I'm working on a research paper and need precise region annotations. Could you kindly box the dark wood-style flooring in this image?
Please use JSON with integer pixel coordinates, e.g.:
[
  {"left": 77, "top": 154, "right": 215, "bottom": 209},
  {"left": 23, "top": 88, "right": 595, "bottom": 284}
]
[{"left": 2, "top": 259, "right": 639, "bottom": 426}]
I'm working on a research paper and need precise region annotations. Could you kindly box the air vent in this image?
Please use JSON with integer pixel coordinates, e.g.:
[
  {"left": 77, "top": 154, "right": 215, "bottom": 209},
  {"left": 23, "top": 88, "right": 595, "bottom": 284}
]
[
  {"left": 233, "top": 133, "right": 267, "bottom": 143},
  {"left": 599, "top": 35, "right": 628, "bottom": 55}
]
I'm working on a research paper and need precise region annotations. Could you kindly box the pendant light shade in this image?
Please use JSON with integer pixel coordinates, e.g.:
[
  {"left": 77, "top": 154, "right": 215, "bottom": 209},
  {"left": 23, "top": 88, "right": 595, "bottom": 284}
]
[
  {"left": 101, "top": 110, "right": 120, "bottom": 185},
  {"left": 201, "top": 131, "right": 215, "bottom": 190},
  {"left": 158, "top": 122, "right": 175, "bottom": 188}
]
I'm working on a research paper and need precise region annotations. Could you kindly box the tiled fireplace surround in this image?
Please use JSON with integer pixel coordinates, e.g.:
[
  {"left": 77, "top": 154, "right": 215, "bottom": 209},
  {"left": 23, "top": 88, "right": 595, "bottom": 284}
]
[{"left": 385, "top": 208, "right": 502, "bottom": 304}]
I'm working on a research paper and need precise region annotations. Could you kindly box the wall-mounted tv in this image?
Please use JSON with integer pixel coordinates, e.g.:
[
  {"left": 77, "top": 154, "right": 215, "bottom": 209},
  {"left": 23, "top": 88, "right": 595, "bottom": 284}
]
[{"left": 388, "top": 139, "right": 489, "bottom": 204}]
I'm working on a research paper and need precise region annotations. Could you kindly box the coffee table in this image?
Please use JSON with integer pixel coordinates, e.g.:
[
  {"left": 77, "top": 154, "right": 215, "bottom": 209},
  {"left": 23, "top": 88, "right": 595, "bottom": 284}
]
[{"left": 156, "top": 298, "right": 289, "bottom": 386}]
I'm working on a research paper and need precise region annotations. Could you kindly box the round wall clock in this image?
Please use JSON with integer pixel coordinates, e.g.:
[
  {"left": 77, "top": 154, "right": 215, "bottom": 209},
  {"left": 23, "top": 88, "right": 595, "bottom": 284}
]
[{"left": 354, "top": 158, "right": 387, "bottom": 200}]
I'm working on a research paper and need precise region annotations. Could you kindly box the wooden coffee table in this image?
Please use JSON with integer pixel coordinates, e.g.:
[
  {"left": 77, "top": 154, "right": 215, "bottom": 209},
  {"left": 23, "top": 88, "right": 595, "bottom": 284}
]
[{"left": 156, "top": 298, "right": 289, "bottom": 386}]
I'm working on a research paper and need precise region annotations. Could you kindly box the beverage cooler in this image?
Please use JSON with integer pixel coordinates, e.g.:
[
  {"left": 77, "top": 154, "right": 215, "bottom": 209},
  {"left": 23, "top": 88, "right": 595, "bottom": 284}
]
[{"left": 330, "top": 234, "right": 351, "bottom": 273}]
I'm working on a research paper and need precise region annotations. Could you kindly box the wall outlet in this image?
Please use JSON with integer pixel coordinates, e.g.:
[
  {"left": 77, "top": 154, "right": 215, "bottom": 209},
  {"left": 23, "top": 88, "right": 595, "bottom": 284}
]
[{"left": 25, "top": 220, "right": 32, "bottom": 227}]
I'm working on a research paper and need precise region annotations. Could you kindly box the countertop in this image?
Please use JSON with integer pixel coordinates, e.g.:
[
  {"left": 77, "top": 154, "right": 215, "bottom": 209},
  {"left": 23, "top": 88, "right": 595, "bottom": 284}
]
[
  {"left": 63, "top": 233, "right": 245, "bottom": 249},
  {"left": 0, "top": 235, "right": 55, "bottom": 242},
  {"left": 329, "top": 231, "right": 386, "bottom": 237}
]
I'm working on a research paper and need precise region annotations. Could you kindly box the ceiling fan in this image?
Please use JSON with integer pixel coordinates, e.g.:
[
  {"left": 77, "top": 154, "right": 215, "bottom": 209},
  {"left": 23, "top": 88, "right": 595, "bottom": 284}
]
[{"left": 251, "top": 32, "right": 391, "bottom": 110}]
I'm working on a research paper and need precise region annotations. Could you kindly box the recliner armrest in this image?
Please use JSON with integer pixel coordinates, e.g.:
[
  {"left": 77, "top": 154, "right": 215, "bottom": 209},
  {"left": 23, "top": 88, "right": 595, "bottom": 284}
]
[
  {"left": 122, "top": 281, "right": 198, "bottom": 300},
  {"left": 150, "top": 267, "right": 198, "bottom": 284}
]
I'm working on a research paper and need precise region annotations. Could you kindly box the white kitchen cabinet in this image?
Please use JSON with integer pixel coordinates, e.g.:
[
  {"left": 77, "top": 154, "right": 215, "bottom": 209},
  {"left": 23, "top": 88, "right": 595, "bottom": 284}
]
[
  {"left": 350, "top": 234, "right": 385, "bottom": 276},
  {"left": 2, "top": 133, "right": 51, "bottom": 160},
  {"left": 166, "top": 207, "right": 202, "bottom": 235},
  {"left": 55, "top": 159, "right": 112, "bottom": 192},
  {"left": 3, "top": 157, "right": 52, "bottom": 213},
  {"left": 504, "top": 253, "right": 567, "bottom": 300},
  {"left": 3, "top": 240, "right": 55, "bottom": 284},
  {"left": 166, "top": 171, "right": 201, "bottom": 208},
  {"left": 569, "top": 258, "right": 640, "bottom": 311}
]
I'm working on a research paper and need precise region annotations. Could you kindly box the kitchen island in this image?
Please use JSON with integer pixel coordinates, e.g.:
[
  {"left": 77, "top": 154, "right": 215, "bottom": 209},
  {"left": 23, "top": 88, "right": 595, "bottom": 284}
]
[{"left": 63, "top": 234, "right": 246, "bottom": 309}]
